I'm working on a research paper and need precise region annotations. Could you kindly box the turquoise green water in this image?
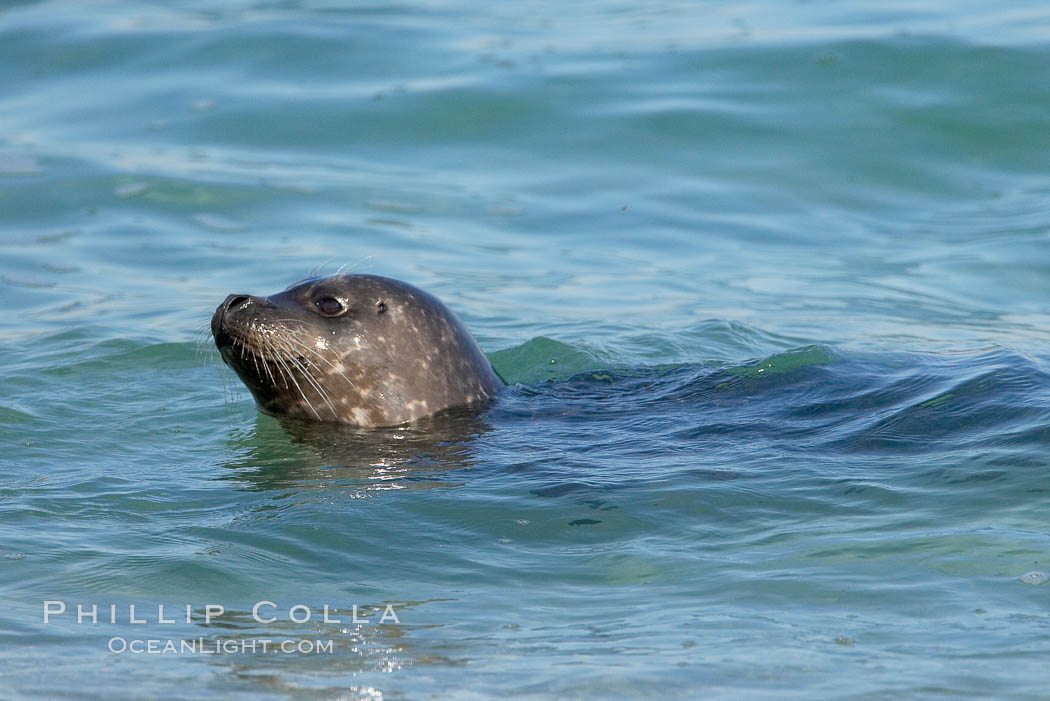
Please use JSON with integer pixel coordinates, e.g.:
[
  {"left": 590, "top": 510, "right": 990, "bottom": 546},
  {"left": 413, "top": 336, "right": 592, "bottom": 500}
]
[{"left": 2, "top": 1, "right": 1050, "bottom": 699}]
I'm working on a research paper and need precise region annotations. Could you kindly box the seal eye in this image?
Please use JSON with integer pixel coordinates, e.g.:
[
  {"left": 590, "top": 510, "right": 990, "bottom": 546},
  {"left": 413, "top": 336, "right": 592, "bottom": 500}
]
[
  {"left": 315, "top": 296, "right": 347, "bottom": 317},
  {"left": 376, "top": 300, "right": 387, "bottom": 314}
]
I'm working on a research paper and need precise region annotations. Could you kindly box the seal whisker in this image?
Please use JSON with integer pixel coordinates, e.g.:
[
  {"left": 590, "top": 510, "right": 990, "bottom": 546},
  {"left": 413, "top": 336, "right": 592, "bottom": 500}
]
[
  {"left": 268, "top": 339, "right": 321, "bottom": 420},
  {"left": 275, "top": 340, "right": 361, "bottom": 411},
  {"left": 336, "top": 255, "right": 372, "bottom": 275},
  {"left": 279, "top": 334, "right": 359, "bottom": 392},
  {"left": 195, "top": 323, "right": 216, "bottom": 362},
  {"left": 263, "top": 339, "right": 296, "bottom": 397},
  {"left": 262, "top": 352, "right": 280, "bottom": 389},
  {"left": 291, "top": 344, "right": 361, "bottom": 396},
  {"left": 258, "top": 335, "right": 288, "bottom": 390},
  {"left": 272, "top": 335, "right": 339, "bottom": 417},
  {"left": 272, "top": 336, "right": 341, "bottom": 408},
  {"left": 249, "top": 343, "right": 262, "bottom": 379},
  {"left": 239, "top": 338, "right": 254, "bottom": 370},
  {"left": 309, "top": 259, "right": 333, "bottom": 280},
  {"left": 248, "top": 336, "right": 279, "bottom": 390},
  {"left": 282, "top": 346, "right": 338, "bottom": 420},
  {"left": 276, "top": 337, "right": 331, "bottom": 384}
]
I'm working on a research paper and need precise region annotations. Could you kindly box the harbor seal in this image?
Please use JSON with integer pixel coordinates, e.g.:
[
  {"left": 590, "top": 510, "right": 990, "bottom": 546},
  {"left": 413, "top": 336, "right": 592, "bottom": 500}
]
[{"left": 211, "top": 274, "right": 504, "bottom": 427}]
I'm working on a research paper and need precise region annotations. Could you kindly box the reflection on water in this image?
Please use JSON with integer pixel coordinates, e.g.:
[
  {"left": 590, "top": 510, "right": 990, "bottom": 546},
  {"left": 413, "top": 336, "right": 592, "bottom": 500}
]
[{"left": 219, "top": 403, "right": 495, "bottom": 493}]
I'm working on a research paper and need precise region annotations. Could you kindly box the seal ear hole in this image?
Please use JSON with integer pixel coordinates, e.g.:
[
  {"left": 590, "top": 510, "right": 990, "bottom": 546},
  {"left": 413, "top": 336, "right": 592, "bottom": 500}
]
[
  {"left": 315, "top": 296, "right": 348, "bottom": 317},
  {"left": 376, "top": 300, "right": 387, "bottom": 314}
]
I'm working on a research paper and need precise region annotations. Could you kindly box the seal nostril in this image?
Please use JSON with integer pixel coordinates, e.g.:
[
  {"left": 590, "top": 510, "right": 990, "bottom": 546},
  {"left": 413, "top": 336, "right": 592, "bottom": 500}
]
[{"left": 225, "top": 294, "right": 251, "bottom": 311}]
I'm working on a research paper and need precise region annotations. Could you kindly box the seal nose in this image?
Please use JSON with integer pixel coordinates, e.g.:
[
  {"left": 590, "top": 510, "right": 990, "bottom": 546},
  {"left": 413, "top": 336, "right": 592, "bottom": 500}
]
[
  {"left": 224, "top": 294, "right": 252, "bottom": 312},
  {"left": 212, "top": 293, "right": 256, "bottom": 343}
]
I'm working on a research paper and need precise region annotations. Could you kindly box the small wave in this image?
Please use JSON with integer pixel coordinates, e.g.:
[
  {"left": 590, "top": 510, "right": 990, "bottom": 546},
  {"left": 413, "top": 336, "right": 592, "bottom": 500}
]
[{"left": 496, "top": 343, "right": 1050, "bottom": 462}]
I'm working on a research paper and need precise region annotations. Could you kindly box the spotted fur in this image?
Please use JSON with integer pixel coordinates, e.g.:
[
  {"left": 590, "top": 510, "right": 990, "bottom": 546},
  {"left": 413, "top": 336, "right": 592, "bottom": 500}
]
[{"left": 212, "top": 275, "right": 504, "bottom": 426}]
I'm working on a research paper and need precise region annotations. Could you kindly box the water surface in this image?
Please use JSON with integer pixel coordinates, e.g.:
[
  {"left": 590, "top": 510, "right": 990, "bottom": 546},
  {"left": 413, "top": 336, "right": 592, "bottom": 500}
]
[{"left": 2, "top": 1, "right": 1050, "bottom": 699}]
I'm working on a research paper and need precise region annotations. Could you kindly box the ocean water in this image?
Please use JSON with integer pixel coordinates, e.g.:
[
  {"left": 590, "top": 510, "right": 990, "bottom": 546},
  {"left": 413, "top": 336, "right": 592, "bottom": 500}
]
[{"left": 2, "top": 0, "right": 1050, "bottom": 698}]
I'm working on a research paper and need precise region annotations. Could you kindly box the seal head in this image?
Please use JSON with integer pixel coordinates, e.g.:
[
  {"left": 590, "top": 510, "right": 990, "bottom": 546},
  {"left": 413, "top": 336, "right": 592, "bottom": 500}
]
[{"left": 211, "top": 274, "right": 504, "bottom": 427}]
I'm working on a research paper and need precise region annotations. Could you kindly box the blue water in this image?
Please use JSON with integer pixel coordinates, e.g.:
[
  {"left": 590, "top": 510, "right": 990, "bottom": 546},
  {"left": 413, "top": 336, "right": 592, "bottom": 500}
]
[{"left": 2, "top": 1, "right": 1050, "bottom": 699}]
